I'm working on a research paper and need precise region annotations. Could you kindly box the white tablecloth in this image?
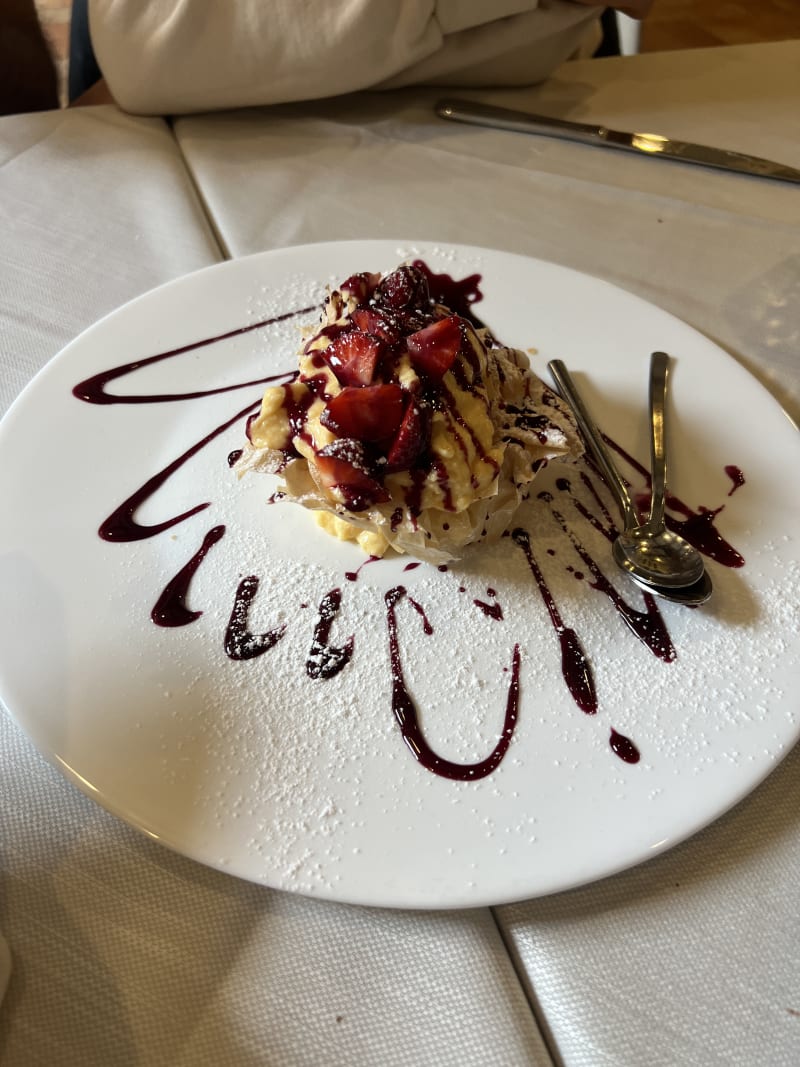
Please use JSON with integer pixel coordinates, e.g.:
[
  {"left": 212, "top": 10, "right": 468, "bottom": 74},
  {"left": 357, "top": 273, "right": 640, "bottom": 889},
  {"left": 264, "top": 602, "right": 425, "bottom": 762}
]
[
  {"left": 0, "top": 104, "right": 549, "bottom": 1067},
  {"left": 173, "top": 40, "right": 800, "bottom": 426},
  {"left": 2, "top": 40, "right": 799, "bottom": 1066}
]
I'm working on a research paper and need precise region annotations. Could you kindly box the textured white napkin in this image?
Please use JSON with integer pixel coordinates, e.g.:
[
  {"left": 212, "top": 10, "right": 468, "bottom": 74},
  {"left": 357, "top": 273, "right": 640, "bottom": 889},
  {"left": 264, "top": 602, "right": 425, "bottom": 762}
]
[
  {"left": 0, "top": 107, "right": 218, "bottom": 415},
  {"left": 499, "top": 741, "right": 800, "bottom": 1066},
  {"left": 1, "top": 739, "right": 549, "bottom": 1066}
]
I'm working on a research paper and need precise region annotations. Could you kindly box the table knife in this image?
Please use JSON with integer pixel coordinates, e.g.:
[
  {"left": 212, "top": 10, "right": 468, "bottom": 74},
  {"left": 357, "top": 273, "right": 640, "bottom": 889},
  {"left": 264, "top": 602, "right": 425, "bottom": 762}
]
[{"left": 436, "top": 99, "right": 800, "bottom": 185}]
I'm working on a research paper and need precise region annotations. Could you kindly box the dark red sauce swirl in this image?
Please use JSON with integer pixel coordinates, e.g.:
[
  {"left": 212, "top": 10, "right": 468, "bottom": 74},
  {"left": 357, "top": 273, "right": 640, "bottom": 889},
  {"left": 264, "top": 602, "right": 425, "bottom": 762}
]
[{"left": 385, "top": 586, "right": 520, "bottom": 781}]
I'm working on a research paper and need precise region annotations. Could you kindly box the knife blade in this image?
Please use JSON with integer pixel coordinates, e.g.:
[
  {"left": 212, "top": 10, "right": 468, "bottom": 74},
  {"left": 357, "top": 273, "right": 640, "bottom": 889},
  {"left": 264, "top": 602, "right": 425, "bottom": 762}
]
[{"left": 436, "top": 99, "right": 800, "bottom": 185}]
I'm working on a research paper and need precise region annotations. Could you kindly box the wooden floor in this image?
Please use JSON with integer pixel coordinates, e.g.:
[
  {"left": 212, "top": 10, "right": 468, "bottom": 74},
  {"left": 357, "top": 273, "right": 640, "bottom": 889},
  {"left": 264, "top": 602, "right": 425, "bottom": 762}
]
[
  {"left": 23, "top": 0, "right": 800, "bottom": 108},
  {"left": 640, "top": 0, "right": 800, "bottom": 52}
]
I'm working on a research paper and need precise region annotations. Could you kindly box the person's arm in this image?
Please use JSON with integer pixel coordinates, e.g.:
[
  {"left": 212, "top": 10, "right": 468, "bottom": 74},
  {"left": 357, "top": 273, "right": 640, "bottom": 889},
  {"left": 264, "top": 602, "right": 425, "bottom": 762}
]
[
  {"left": 89, "top": 0, "right": 449, "bottom": 114},
  {"left": 88, "top": 0, "right": 604, "bottom": 115}
]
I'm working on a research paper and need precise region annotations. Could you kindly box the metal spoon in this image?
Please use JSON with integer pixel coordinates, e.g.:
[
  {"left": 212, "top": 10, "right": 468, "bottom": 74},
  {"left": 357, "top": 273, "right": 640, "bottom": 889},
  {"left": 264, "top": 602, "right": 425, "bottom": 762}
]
[
  {"left": 611, "top": 352, "right": 706, "bottom": 587},
  {"left": 548, "top": 356, "right": 712, "bottom": 605},
  {"left": 624, "top": 568, "right": 712, "bottom": 605}
]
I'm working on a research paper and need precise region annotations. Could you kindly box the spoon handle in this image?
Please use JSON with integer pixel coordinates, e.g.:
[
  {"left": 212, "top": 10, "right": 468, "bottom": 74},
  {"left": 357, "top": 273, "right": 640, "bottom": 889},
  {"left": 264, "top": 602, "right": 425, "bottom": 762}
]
[
  {"left": 646, "top": 351, "right": 670, "bottom": 531},
  {"left": 547, "top": 360, "right": 640, "bottom": 529}
]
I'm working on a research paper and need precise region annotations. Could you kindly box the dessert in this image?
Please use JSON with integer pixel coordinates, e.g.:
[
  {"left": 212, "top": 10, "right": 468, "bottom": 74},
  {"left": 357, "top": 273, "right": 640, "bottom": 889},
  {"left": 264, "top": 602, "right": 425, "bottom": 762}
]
[{"left": 235, "top": 263, "right": 581, "bottom": 563}]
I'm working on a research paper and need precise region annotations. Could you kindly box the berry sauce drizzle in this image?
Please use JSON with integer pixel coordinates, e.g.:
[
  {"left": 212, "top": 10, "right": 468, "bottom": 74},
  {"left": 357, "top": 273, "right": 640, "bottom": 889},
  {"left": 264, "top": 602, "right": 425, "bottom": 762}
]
[
  {"left": 545, "top": 489, "right": 676, "bottom": 664},
  {"left": 411, "top": 261, "right": 484, "bottom": 327},
  {"left": 151, "top": 525, "right": 225, "bottom": 627},
  {"left": 407, "top": 595, "right": 434, "bottom": 635},
  {"left": 474, "top": 588, "right": 504, "bottom": 621},
  {"left": 99, "top": 398, "right": 261, "bottom": 542},
  {"left": 344, "top": 555, "right": 379, "bottom": 582},
  {"left": 306, "top": 589, "right": 354, "bottom": 679},
  {"left": 510, "top": 528, "right": 597, "bottom": 714},
  {"left": 670, "top": 507, "right": 744, "bottom": 568},
  {"left": 385, "top": 586, "right": 520, "bottom": 780},
  {"left": 725, "top": 465, "right": 745, "bottom": 496},
  {"left": 73, "top": 307, "right": 312, "bottom": 404},
  {"left": 610, "top": 728, "right": 640, "bottom": 764},
  {"left": 224, "top": 576, "right": 287, "bottom": 661}
]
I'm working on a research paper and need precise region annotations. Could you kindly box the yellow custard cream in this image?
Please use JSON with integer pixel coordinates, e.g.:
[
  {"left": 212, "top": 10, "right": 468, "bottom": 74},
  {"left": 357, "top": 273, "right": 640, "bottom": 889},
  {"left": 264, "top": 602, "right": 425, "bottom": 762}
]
[{"left": 236, "top": 263, "right": 581, "bottom": 563}]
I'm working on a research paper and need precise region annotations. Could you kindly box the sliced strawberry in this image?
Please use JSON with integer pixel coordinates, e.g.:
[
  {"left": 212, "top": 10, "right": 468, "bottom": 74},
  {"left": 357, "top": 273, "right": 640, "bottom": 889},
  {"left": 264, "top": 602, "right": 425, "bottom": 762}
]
[
  {"left": 339, "top": 272, "right": 381, "bottom": 304},
  {"left": 322, "top": 330, "right": 383, "bottom": 386},
  {"left": 351, "top": 307, "right": 402, "bottom": 344},
  {"left": 321, "top": 384, "right": 405, "bottom": 443},
  {"left": 313, "top": 439, "right": 389, "bottom": 512},
  {"left": 385, "top": 401, "right": 431, "bottom": 472},
  {"left": 405, "top": 315, "right": 462, "bottom": 380}
]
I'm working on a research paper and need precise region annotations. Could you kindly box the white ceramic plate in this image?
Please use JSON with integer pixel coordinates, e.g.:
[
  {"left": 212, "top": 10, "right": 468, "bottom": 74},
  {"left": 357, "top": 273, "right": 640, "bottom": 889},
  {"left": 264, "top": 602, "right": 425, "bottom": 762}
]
[{"left": 1, "top": 240, "right": 798, "bottom": 908}]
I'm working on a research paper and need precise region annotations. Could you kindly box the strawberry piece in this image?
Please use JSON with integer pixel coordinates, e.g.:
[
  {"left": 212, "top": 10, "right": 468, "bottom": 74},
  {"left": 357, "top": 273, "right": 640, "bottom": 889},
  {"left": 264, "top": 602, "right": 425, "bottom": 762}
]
[
  {"left": 339, "top": 272, "right": 381, "bottom": 304},
  {"left": 385, "top": 401, "right": 431, "bottom": 472},
  {"left": 406, "top": 315, "right": 462, "bottom": 380},
  {"left": 323, "top": 330, "right": 382, "bottom": 386},
  {"left": 375, "top": 265, "right": 430, "bottom": 311},
  {"left": 313, "top": 440, "right": 389, "bottom": 511},
  {"left": 321, "top": 384, "right": 405, "bottom": 443},
  {"left": 351, "top": 307, "right": 402, "bottom": 344}
]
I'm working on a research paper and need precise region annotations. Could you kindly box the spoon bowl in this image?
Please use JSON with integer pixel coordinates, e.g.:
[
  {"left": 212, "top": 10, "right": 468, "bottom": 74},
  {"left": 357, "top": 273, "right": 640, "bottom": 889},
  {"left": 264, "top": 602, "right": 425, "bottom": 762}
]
[
  {"left": 625, "top": 565, "right": 713, "bottom": 606},
  {"left": 612, "top": 526, "right": 706, "bottom": 589}
]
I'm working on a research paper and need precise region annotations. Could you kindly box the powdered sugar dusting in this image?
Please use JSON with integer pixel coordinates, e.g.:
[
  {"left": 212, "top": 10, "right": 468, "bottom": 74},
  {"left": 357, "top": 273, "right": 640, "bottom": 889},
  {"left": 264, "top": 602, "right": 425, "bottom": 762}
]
[
  {"left": 123, "top": 245, "right": 800, "bottom": 900},
  {"left": 127, "top": 422, "right": 799, "bottom": 900}
]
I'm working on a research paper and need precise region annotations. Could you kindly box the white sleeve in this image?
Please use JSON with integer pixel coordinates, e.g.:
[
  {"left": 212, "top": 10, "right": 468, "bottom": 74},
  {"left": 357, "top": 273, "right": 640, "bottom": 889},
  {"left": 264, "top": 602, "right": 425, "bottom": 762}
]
[{"left": 88, "top": 0, "right": 600, "bottom": 115}]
